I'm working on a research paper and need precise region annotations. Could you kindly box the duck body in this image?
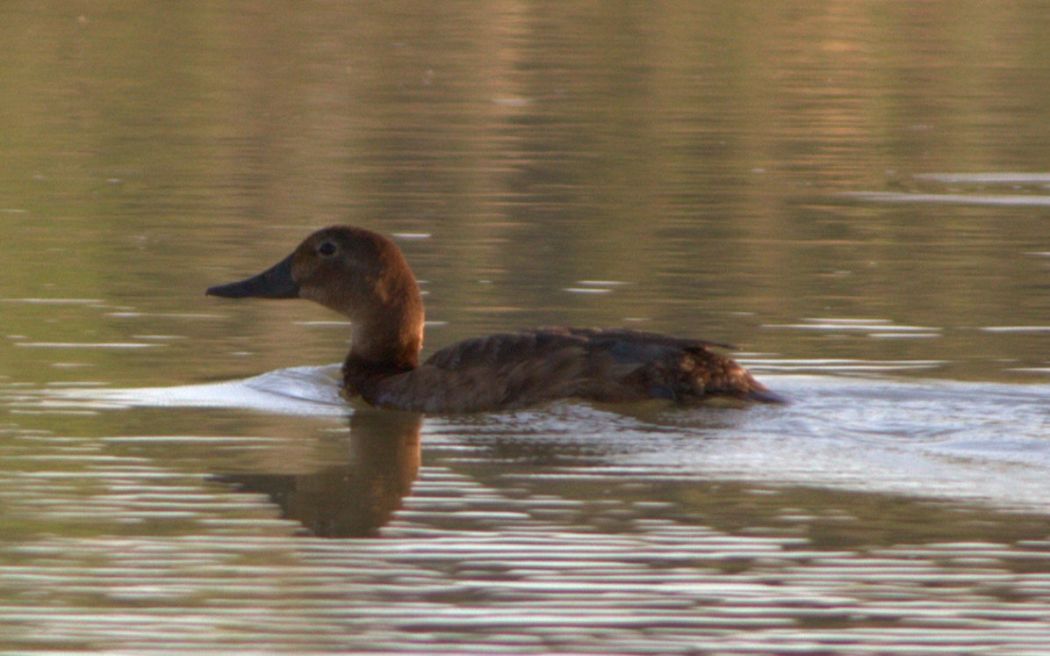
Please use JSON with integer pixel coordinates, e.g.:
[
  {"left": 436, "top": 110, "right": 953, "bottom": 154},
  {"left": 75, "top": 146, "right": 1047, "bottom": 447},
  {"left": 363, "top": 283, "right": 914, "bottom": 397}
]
[
  {"left": 207, "top": 226, "right": 782, "bottom": 413},
  {"left": 350, "top": 327, "right": 777, "bottom": 413}
]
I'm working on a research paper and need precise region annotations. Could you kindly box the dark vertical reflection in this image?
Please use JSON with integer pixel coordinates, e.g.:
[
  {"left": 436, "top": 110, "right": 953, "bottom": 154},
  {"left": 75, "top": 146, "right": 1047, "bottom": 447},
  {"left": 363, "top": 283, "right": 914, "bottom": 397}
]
[{"left": 215, "top": 410, "right": 422, "bottom": 538}]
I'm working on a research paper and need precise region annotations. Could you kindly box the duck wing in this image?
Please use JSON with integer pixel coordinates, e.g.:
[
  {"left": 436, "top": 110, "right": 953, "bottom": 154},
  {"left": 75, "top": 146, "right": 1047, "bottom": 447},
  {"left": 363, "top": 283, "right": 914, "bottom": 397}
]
[
  {"left": 369, "top": 327, "right": 775, "bottom": 413},
  {"left": 423, "top": 327, "right": 736, "bottom": 371}
]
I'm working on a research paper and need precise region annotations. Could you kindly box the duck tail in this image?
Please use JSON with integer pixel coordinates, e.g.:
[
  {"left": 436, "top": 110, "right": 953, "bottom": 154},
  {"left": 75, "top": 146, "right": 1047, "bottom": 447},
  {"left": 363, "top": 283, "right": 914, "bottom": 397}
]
[{"left": 745, "top": 382, "right": 787, "bottom": 404}]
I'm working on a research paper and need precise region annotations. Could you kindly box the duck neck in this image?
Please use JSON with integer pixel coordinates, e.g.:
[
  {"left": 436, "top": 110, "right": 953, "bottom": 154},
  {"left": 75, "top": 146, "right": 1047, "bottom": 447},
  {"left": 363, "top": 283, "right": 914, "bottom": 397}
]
[
  {"left": 348, "top": 312, "right": 422, "bottom": 370},
  {"left": 342, "top": 276, "right": 424, "bottom": 392}
]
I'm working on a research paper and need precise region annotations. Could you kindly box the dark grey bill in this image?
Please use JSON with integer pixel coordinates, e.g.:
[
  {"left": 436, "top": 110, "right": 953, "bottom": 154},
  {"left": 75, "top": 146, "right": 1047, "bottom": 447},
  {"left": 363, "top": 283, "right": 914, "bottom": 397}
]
[{"left": 206, "top": 254, "right": 299, "bottom": 299}]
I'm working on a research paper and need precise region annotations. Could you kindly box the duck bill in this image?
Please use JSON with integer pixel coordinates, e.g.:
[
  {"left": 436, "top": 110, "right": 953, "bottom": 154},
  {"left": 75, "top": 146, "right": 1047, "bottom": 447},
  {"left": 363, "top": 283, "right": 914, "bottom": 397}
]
[{"left": 206, "top": 254, "right": 300, "bottom": 299}]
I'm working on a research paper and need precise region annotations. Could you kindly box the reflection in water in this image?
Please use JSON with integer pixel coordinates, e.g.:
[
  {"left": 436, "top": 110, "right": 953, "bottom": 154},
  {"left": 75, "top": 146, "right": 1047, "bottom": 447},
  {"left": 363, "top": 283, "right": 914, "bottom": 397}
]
[
  {"left": 6, "top": 372, "right": 1050, "bottom": 653},
  {"left": 216, "top": 410, "right": 421, "bottom": 538}
]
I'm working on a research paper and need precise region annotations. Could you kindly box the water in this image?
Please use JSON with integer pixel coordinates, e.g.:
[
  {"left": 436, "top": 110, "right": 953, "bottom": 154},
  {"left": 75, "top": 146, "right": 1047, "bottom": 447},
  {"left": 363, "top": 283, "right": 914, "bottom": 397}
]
[{"left": 4, "top": 1, "right": 1050, "bottom": 653}]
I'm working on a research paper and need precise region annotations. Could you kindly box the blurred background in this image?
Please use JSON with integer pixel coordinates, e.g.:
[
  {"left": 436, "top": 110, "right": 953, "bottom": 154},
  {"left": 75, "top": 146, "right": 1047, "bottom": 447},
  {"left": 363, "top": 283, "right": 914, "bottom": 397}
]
[{"left": 3, "top": 0, "right": 1050, "bottom": 388}]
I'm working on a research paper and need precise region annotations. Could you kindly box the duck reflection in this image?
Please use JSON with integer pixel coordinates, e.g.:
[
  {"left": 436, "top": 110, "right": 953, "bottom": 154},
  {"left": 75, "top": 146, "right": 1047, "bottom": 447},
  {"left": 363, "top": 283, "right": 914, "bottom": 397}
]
[{"left": 215, "top": 410, "right": 422, "bottom": 538}]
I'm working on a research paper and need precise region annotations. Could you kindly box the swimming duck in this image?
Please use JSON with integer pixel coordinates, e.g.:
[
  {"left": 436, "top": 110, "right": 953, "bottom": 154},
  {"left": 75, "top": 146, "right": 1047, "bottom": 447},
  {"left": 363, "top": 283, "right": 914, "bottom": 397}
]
[{"left": 206, "top": 226, "right": 782, "bottom": 413}]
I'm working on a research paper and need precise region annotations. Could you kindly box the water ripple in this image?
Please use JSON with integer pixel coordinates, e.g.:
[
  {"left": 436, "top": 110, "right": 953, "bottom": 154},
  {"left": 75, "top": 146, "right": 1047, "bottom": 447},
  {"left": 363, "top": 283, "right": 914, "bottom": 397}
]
[{"left": 5, "top": 370, "right": 1050, "bottom": 653}]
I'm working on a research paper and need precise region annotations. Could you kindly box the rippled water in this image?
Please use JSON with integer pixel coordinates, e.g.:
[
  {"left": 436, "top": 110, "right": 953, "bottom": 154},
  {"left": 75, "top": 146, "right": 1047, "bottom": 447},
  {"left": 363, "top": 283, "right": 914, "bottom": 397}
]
[
  {"left": 17, "top": 366, "right": 1050, "bottom": 511},
  {"left": 5, "top": 1, "right": 1050, "bottom": 654},
  {"left": 4, "top": 366, "right": 1050, "bottom": 653}
]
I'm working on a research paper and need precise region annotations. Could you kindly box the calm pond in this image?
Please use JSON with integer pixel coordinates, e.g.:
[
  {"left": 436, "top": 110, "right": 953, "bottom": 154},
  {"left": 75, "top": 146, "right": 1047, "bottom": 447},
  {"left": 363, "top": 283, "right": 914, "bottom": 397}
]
[{"left": 3, "top": 2, "right": 1050, "bottom": 653}]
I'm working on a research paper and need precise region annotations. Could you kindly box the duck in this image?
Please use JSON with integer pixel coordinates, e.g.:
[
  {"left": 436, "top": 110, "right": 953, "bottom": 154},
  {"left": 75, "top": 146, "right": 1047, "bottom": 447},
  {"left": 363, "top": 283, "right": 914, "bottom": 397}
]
[{"left": 206, "top": 225, "right": 783, "bottom": 413}]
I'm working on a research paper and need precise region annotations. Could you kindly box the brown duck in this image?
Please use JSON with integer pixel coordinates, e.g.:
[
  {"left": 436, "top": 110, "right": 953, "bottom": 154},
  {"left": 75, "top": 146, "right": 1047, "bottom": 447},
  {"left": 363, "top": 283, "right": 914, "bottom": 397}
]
[{"left": 207, "top": 226, "right": 783, "bottom": 413}]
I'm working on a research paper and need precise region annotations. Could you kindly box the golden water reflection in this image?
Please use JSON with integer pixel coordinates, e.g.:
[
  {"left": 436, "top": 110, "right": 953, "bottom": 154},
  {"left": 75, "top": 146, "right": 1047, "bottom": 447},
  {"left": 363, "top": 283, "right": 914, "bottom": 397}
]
[{"left": 215, "top": 410, "right": 422, "bottom": 538}]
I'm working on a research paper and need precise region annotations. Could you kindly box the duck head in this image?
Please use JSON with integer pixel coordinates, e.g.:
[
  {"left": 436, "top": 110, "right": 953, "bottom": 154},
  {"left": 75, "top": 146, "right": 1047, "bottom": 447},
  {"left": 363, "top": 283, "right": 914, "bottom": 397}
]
[{"left": 207, "top": 226, "right": 424, "bottom": 367}]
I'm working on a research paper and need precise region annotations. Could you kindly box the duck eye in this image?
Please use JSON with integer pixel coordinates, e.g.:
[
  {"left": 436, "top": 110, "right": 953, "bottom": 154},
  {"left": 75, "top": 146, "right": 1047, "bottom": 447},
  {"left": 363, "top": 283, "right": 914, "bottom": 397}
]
[{"left": 318, "top": 241, "right": 337, "bottom": 257}]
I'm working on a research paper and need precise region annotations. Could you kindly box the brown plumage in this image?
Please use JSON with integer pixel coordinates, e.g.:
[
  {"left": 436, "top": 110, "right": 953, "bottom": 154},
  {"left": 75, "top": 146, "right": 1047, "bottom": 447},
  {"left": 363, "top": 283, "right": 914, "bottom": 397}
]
[{"left": 207, "top": 225, "right": 783, "bottom": 413}]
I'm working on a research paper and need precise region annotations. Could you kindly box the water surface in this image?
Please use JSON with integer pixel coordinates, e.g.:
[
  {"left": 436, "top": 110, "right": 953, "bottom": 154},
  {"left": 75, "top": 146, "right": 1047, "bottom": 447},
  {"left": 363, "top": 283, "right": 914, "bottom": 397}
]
[{"left": 3, "top": 1, "right": 1050, "bottom": 653}]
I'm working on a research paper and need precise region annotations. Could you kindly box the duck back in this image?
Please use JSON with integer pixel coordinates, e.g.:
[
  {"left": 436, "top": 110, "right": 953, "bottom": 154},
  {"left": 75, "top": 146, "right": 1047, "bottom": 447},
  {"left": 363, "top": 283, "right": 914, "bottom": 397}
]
[{"left": 351, "top": 327, "right": 778, "bottom": 413}]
